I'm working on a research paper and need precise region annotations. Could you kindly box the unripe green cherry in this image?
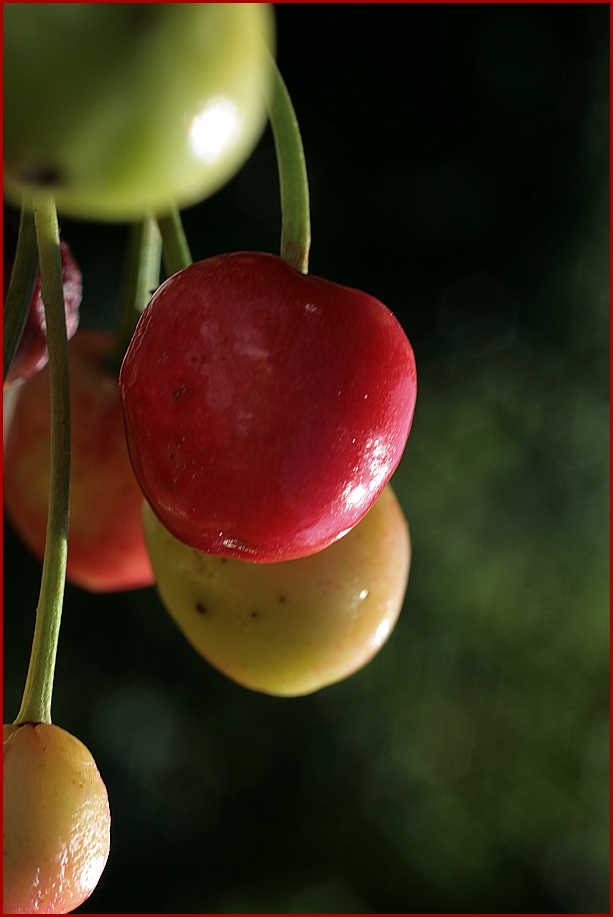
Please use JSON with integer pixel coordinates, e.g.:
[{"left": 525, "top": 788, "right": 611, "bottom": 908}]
[
  {"left": 4, "top": 3, "right": 274, "bottom": 221},
  {"left": 143, "top": 485, "right": 410, "bottom": 696},
  {"left": 3, "top": 722, "right": 111, "bottom": 914}
]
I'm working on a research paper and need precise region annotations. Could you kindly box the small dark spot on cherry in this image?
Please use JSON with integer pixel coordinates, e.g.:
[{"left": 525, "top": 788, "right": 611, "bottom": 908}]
[
  {"left": 173, "top": 384, "right": 185, "bottom": 399},
  {"left": 189, "top": 355, "right": 198, "bottom": 364},
  {"left": 195, "top": 602, "right": 207, "bottom": 615},
  {"left": 193, "top": 554, "right": 208, "bottom": 575},
  {"left": 17, "top": 161, "right": 64, "bottom": 188},
  {"left": 251, "top": 610, "right": 259, "bottom": 618},
  {"left": 168, "top": 452, "right": 175, "bottom": 461}
]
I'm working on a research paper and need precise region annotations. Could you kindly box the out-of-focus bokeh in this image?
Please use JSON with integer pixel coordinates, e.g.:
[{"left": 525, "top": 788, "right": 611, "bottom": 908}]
[{"left": 4, "top": 5, "right": 609, "bottom": 913}]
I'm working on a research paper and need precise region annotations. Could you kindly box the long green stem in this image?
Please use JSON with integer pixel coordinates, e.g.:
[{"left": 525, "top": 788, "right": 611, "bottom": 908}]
[
  {"left": 267, "top": 59, "right": 311, "bottom": 274},
  {"left": 3, "top": 201, "right": 39, "bottom": 383},
  {"left": 105, "top": 217, "right": 162, "bottom": 375},
  {"left": 14, "top": 195, "right": 70, "bottom": 726},
  {"left": 157, "top": 207, "right": 193, "bottom": 275}
]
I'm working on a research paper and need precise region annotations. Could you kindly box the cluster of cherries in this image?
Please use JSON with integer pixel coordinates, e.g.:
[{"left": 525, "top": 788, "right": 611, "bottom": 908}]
[{"left": 3, "top": 5, "right": 416, "bottom": 913}]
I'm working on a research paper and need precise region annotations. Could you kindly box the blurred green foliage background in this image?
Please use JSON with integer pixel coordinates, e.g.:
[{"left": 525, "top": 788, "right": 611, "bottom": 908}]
[{"left": 4, "top": 4, "right": 609, "bottom": 913}]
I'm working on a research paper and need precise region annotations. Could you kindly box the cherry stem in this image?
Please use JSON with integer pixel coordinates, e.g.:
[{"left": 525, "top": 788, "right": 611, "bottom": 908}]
[
  {"left": 106, "top": 217, "right": 161, "bottom": 375},
  {"left": 14, "top": 195, "right": 70, "bottom": 727},
  {"left": 157, "top": 208, "right": 193, "bottom": 275},
  {"left": 3, "top": 199, "right": 39, "bottom": 383},
  {"left": 267, "top": 58, "right": 311, "bottom": 274}
]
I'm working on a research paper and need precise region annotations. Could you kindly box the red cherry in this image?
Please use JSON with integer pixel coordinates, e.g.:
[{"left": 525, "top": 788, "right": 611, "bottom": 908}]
[
  {"left": 4, "top": 219, "right": 81, "bottom": 385},
  {"left": 4, "top": 329, "right": 154, "bottom": 592},
  {"left": 119, "top": 251, "right": 417, "bottom": 562}
]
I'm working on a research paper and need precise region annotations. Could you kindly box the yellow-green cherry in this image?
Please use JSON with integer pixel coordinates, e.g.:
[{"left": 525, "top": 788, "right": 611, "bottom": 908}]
[
  {"left": 3, "top": 722, "right": 111, "bottom": 914},
  {"left": 4, "top": 4, "right": 274, "bottom": 221},
  {"left": 143, "top": 485, "right": 411, "bottom": 696}
]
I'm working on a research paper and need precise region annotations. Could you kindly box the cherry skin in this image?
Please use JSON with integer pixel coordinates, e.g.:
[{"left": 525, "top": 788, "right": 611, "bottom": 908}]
[
  {"left": 4, "top": 218, "right": 82, "bottom": 385},
  {"left": 3, "top": 722, "right": 110, "bottom": 914},
  {"left": 143, "top": 484, "right": 410, "bottom": 696},
  {"left": 4, "top": 3, "right": 274, "bottom": 221},
  {"left": 4, "top": 329, "right": 154, "bottom": 592},
  {"left": 120, "top": 252, "right": 417, "bottom": 563}
]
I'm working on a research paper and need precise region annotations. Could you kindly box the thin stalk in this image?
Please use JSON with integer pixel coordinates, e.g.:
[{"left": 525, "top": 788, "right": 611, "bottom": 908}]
[
  {"left": 14, "top": 195, "right": 70, "bottom": 726},
  {"left": 157, "top": 208, "right": 193, "bottom": 276},
  {"left": 105, "top": 217, "right": 162, "bottom": 375},
  {"left": 3, "top": 201, "right": 39, "bottom": 383},
  {"left": 267, "top": 59, "right": 311, "bottom": 274}
]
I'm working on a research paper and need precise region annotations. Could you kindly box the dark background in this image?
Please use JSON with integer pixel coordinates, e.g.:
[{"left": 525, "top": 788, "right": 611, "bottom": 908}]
[{"left": 4, "top": 4, "right": 609, "bottom": 913}]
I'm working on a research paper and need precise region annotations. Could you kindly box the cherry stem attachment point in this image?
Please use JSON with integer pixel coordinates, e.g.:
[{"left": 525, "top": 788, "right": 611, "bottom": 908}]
[
  {"left": 14, "top": 194, "right": 71, "bottom": 727},
  {"left": 3, "top": 199, "right": 39, "bottom": 383},
  {"left": 267, "top": 58, "right": 311, "bottom": 274}
]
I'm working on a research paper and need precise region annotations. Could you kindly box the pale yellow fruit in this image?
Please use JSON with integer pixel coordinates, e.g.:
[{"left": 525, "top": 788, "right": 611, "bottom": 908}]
[
  {"left": 143, "top": 485, "right": 410, "bottom": 696},
  {"left": 3, "top": 723, "right": 111, "bottom": 914}
]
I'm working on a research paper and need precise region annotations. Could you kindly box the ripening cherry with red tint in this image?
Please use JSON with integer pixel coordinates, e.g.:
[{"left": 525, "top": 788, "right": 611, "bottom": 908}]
[
  {"left": 4, "top": 214, "right": 81, "bottom": 386},
  {"left": 120, "top": 251, "right": 416, "bottom": 562},
  {"left": 3, "top": 723, "right": 110, "bottom": 914},
  {"left": 4, "top": 329, "right": 154, "bottom": 592}
]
